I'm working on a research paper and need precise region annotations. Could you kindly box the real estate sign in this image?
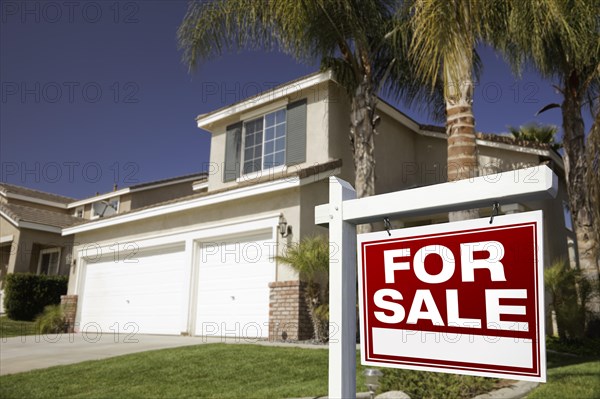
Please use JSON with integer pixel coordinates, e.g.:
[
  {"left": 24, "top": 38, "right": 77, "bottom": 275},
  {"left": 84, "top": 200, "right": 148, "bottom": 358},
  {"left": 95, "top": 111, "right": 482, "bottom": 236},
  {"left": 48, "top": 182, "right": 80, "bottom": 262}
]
[{"left": 357, "top": 211, "right": 546, "bottom": 382}]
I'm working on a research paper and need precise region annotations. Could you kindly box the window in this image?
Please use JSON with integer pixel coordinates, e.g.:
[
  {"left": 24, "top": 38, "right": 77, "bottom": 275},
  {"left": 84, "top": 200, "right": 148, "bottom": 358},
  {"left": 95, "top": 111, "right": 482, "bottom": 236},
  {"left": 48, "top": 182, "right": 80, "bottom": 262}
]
[
  {"left": 242, "top": 109, "right": 286, "bottom": 175},
  {"left": 74, "top": 206, "right": 84, "bottom": 218},
  {"left": 37, "top": 248, "right": 61, "bottom": 275},
  {"left": 223, "top": 99, "right": 306, "bottom": 183},
  {"left": 92, "top": 197, "right": 119, "bottom": 218}
]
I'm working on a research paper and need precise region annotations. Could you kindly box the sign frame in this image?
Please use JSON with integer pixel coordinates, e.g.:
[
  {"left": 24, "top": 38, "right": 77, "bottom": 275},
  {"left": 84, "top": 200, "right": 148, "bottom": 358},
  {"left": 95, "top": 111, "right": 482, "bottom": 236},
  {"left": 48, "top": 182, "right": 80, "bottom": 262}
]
[{"left": 357, "top": 211, "right": 546, "bottom": 382}]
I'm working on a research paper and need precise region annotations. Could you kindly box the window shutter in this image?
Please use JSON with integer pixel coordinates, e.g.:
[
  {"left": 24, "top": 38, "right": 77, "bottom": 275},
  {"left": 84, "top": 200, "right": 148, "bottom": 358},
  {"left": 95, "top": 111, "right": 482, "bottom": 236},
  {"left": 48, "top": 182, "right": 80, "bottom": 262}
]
[
  {"left": 223, "top": 122, "right": 242, "bottom": 182},
  {"left": 285, "top": 99, "right": 307, "bottom": 165}
]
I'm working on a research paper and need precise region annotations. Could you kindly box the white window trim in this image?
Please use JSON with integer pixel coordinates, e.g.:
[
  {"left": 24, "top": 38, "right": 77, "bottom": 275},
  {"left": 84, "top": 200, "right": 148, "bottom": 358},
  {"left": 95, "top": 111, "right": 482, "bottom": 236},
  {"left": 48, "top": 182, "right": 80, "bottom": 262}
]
[
  {"left": 239, "top": 107, "right": 287, "bottom": 180},
  {"left": 37, "top": 247, "right": 61, "bottom": 275},
  {"left": 91, "top": 197, "right": 120, "bottom": 220}
]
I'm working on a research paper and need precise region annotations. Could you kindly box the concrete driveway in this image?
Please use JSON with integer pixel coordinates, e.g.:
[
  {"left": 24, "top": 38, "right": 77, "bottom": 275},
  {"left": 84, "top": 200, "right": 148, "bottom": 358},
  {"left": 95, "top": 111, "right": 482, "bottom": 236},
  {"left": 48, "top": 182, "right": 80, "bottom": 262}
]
[{"left": 0, "top": 333, "right": 212, "bottom": 375}]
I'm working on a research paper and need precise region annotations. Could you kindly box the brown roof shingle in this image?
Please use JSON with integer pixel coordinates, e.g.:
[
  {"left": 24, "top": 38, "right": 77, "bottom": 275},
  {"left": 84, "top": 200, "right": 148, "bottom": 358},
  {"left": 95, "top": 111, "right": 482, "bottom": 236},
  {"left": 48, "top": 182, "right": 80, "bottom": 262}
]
[
  {"left": 0, "top": 183, "right": 76, "bottom": 204},
  {"left": 0, "top": 203, "right": 83, "bottom": 229}
]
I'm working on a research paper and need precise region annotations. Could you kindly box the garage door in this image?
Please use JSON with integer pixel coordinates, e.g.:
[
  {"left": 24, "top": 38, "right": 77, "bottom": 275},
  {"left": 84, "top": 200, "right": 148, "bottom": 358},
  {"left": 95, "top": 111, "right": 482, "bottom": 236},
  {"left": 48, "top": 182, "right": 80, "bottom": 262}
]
[
  {"left": 195, "top": 231, "right": 275, "bottom": 338},
  {"left": 79, "top": 243, "right": 187, "bottom": 335}
]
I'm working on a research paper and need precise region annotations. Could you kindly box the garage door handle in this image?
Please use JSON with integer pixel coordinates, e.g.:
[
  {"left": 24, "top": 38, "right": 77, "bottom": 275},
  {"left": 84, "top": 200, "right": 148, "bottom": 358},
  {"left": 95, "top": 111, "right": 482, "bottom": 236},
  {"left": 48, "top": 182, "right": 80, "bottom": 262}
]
[{"left": 230, "top": 296, "right": 235, "bottom": 301}]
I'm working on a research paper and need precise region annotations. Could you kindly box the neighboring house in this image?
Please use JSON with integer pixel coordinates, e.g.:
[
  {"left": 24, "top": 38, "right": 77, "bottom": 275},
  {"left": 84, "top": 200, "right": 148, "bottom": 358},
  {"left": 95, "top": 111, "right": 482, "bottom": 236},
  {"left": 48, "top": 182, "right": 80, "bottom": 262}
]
[
  {"left": 0, "top": 173, "right": 206, "bottom": 313},
  {"left": 58, "top": 71, "right": 573, "bottom": 340}
]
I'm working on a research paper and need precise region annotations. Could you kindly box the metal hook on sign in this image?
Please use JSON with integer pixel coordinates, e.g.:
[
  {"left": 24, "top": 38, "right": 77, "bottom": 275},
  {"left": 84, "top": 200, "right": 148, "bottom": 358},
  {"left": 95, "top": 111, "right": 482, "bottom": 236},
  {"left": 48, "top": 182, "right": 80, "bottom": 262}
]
[
  {"left": 383, "top": 217, "right": 392, "bottom": 236},
  {"left": 489, "top": 202, "right": 500, "bottom": 224}
]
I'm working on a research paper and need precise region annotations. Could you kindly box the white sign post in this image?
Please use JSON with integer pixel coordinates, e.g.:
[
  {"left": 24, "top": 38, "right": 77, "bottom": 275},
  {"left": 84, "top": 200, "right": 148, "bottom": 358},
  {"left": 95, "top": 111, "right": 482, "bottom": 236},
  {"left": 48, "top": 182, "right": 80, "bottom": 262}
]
[{"left": 315, "top": 165, "right": 557, "bottom": 398}]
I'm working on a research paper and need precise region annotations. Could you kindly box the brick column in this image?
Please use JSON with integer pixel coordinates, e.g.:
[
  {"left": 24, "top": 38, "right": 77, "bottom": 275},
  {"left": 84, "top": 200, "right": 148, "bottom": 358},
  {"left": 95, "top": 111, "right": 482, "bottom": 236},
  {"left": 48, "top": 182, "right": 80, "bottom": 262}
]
[
  {"left": 268, "top": 281, "right": 312, "bottom": 341},
  {"left": 61, "top": 295, "right": 78, "bottom": 333}
]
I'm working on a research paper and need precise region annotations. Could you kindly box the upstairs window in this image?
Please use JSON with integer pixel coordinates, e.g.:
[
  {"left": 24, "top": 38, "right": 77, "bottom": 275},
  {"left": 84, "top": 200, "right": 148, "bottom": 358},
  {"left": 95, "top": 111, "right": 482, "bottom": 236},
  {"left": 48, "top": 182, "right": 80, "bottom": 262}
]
[
  {"left": 92, "top": 197, "right": 119, "bottom": 218},
  {"left": 242, "top": 109, "right": 286, "bottom": 175},
  {"left": 223, "top": 99, "right": 307, "bottom": 183}
]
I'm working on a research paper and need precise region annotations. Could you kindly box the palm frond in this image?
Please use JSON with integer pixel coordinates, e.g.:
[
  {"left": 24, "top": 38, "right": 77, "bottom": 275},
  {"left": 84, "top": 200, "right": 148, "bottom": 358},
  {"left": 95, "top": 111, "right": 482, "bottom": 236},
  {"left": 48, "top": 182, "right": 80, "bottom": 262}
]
[{"left": 274, "top": 235, "right": 329, "bottom": 281}]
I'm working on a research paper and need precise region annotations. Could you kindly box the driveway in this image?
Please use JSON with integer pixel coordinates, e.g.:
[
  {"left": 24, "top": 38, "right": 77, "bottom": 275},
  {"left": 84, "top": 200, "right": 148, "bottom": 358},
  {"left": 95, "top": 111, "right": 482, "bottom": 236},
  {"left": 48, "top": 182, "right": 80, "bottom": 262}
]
[{"left": 0, "top": 333, "right": 212, "bottom": 375}]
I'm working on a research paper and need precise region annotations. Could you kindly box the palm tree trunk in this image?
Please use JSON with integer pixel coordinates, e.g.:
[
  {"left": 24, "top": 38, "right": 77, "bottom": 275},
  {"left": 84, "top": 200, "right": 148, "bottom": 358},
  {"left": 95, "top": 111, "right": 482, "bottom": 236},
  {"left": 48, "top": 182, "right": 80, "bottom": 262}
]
[
  {"left": 350, "top": 75, "right": 378, "bottom": 234},
  {"left": 445, "top": 67, "right": 479, "bottom": 222},
  {"left": 562, "top": 74, "right": 600, "bottom": 316}
]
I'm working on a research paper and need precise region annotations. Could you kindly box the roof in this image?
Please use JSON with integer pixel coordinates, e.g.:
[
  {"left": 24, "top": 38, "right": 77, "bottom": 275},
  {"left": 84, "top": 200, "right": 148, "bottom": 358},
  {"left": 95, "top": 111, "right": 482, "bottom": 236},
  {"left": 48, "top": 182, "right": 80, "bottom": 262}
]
[
  {"left": 128, "top": 172, "right": 207, "bottom": 190},
  {"left": 66, "top": 159, "right": 342, "bottom": 229},
  {"left": 194, "top": 69, "right": 559, "bottom": 155},
  {"left": 418, "top": 124, "right": 557, "bottom": 152},
  {"left": 1, "top": 202, "right": 83, "bottom": 229},
  {"left": 196, "top": 71, "right": 332, "bottom": 128},
  {"left": 0, "top": 182, "right": 76, "bottom": 204}
]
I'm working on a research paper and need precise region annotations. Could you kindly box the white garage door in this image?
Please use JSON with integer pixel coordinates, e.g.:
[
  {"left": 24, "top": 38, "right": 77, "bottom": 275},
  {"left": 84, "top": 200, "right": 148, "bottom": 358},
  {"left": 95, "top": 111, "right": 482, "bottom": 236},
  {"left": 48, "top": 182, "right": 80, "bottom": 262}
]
[
  {"left": 79, "top": 243, "right": 187, "bottom": 335},
  {"left": 195, "top": 231, "right": 275, "bottom": 338}
]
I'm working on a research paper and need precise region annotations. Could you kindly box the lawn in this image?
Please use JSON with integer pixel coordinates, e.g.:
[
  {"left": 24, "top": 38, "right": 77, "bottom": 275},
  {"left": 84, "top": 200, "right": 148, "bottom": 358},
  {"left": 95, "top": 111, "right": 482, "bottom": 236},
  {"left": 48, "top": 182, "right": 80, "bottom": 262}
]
[
  {"left": 0, "top": 316, "right": 36, "bottom": 339},
  {"left": 526, "top": 351, "right": 600, "bottom": 399},
  {"left": 0, "top": 344, "right": 335, "bottom": 399},
  {"left": 1, "top": 340, "right": 598, "bottom": 398}
]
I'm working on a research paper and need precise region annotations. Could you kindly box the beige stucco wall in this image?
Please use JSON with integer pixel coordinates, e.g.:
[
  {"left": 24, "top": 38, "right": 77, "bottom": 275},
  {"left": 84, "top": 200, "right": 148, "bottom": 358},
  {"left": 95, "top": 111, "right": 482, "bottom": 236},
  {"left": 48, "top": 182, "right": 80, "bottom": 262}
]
[
  {"left": 119, "top": 194, "right": 132, "bottom": 213},
  {"left": 129, "top": 181, "right": 196, "bottom": 209},
  {"left": 373, "top": 112, "right": 418, "bottom": 194}
]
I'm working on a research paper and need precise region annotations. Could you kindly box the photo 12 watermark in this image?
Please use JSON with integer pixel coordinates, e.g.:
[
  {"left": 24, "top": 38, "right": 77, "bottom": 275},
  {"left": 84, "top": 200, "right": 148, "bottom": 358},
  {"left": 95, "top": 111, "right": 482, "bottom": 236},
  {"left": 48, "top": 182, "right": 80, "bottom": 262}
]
[
  {"left": 1, "top": 1, "right": 141, "bottom": 24},
  {"left": 1, "top": 81, "right": 140, "bottom": 104}
]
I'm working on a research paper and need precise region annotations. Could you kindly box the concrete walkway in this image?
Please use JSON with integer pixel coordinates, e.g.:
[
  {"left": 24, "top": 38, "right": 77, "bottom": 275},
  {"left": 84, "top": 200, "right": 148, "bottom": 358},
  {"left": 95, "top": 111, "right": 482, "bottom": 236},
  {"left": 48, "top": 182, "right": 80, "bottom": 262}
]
[{"left": 0, "top": 333, "right": 327, "bottom": 376}]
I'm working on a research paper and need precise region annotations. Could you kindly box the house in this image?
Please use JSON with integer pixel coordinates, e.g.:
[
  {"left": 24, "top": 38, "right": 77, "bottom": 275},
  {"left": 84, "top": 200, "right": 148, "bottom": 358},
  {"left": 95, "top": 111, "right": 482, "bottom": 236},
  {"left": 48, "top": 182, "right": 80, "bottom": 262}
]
[
  {"left": 55, "top": 71, "right": 572, "bottom": 340},
  {"left": 0, "top": 173, "right": 206, "bottom": 312}
]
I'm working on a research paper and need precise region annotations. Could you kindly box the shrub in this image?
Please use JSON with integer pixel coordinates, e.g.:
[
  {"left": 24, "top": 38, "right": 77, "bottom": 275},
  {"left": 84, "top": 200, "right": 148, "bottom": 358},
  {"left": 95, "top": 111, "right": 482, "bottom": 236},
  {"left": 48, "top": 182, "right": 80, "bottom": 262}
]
[
  {"left": 35, "top": 304, "right": 66, "bottom": 334},
  {"left": 4, "top": 274, "right": 68, "bottom": 321},
  {"left": 545, "top": 259, "right": 595, "bottom": 339}
]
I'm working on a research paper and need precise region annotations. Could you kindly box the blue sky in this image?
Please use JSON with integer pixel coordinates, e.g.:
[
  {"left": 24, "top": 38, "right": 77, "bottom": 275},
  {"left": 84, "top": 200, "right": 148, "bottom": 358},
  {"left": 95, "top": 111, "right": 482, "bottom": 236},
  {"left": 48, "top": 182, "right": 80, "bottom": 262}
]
[{"left": 0, "top": 1, "right": 583, "bottom": 199}]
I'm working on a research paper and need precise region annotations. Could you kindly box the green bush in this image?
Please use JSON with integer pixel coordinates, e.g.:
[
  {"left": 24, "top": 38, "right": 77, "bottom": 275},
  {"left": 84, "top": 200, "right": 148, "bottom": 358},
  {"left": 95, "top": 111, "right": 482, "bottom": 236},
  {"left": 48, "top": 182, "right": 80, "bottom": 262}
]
[
  {"left": 35, "top": 304, "right": 66, "bottom": 334},
  {"left": 545, "top": 259, "right": 594, "bottom": 339},
  {"left": 379, "top": 368, "right": 496, "bottom": 399},
  {"left": 546, "top": 335, "right": 600, "bottom": 357},
  {"left": 4, "top": 274, "right": 68, "bottom": 321}
]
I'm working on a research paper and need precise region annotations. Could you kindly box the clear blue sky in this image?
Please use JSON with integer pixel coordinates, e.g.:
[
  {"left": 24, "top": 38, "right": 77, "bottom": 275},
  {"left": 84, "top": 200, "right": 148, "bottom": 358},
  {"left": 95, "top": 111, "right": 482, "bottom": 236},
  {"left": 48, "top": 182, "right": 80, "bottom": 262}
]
[{"left": 0, "top": 1, "right": 586, "bottom": 199}]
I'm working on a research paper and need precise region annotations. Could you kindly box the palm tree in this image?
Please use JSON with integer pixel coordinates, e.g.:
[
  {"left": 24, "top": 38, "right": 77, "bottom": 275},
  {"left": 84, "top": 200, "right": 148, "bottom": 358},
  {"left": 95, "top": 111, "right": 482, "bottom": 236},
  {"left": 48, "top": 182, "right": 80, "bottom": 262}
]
[
  {"left": 586, "top": 112, "right": 600, "bottom": 266},
  {"left": 177, "top": 0, "right": 440, "bottom": 232},
  {"left": 406, "top": 0, "right": 505, "bottom": 221},
  {"left": 273, "top": 235, "right": 330, "bottom": 342},
  {"left": 507, "top": 123, "right": 561, "bottom": 151},
  {"left": 500, "top": 0, "right": 600, "bottom": 314}
]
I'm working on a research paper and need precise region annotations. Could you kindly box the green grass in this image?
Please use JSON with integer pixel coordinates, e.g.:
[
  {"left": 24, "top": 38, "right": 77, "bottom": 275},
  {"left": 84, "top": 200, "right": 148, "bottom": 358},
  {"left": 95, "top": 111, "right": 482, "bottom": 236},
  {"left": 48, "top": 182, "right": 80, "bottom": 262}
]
[
  {"left": 527, "top": 350, "right": 600, "bottom": 399},
  {"left": 2, "top": 340, "right": 598, "bottom": 399},
  {"left": 0, "top": 344, "right": 336, "bottom": 399},
  {"left": 0, "top": 316, "right": 36, "bottom": 338}
]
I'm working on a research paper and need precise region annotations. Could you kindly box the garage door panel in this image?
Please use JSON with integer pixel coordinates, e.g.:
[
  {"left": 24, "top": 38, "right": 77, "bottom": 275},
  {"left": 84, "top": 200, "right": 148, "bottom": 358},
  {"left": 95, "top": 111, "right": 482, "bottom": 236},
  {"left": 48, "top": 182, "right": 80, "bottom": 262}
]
[
  {"left": 79, "top": 245, "right": 186, "bottom": 335},
  {"left": 195, "top": 232, "right": 274, "bottom": 337}
]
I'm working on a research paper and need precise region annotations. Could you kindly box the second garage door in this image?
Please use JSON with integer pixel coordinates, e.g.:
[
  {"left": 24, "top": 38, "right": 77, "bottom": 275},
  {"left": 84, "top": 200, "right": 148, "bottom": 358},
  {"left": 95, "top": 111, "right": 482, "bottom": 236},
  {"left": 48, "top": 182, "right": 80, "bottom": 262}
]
[
  {"left": 195, "top": 231, "right": 275, "bottom": 337},
  {"left": 78, "top": 243, "right": 187, "bottom": 335}
]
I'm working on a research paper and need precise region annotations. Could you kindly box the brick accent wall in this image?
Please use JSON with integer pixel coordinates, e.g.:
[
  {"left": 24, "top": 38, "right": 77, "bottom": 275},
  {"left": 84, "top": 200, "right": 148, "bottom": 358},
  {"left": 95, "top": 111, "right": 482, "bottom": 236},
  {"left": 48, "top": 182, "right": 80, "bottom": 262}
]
[
  {"left": 268, "top": 281, "right": 312, "bottom": 341},
  {"left": 60, "top": 294, "right": 78, "bottom": 333}
]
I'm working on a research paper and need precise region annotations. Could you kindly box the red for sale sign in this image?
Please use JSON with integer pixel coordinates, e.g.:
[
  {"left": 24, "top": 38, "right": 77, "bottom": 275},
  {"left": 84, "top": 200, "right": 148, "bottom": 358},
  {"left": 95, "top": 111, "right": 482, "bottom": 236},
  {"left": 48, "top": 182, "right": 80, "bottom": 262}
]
[{"left": 357, "top": 211, "right": 546, "bottom": 381}]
